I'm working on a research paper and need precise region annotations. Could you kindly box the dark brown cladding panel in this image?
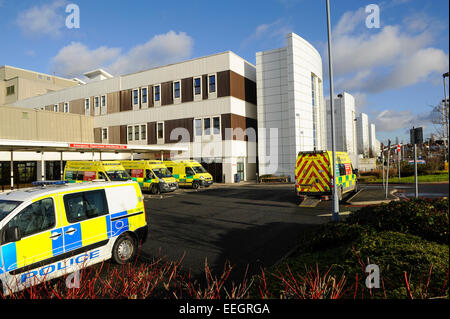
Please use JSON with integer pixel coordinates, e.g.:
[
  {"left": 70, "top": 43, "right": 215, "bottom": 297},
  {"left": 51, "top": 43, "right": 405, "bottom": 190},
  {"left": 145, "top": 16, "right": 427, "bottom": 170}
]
[
  {"left": 217, "top": 71, "right": 230, "bottom": 98},
  {"left": 161, "top": 81, "right": 173, "bottom": 106},
  {"left": 108, "top": 126, "right": 121, "bottom": 144},
  {"left": 120, "top": 89, "right": 132, "bottom": 112},
  {"left": 120, "top": 125, "right": 127, "bottom": 144},
  {"left": 70, "top": 99, "right": 84, "bottom": 115},
  {"left": 107, "top": 92, "right": 120, "bottom": 114},
  {"left": 93, "top": 127, "right": 102, "bottom": 143},
  {"left": 217, "top": 70, "right": 256, "bottom": 105},
  {"left": 202, "top": 74, "right": 208, "bottom": 100},
  {"left": 164, "top": 118, "right": 194, "bottom": 144},
  {"left": 181, "top": 77, "right": 193, "bottom": 103},
  {"left": 221, "top": 113, "right": 257, "bottom": 141},
  {"left": 148, "top": 85, "right": 154, "bottom": 107},
  {"left": 147, "top": 122, "right": 157, "bottom": 145}
]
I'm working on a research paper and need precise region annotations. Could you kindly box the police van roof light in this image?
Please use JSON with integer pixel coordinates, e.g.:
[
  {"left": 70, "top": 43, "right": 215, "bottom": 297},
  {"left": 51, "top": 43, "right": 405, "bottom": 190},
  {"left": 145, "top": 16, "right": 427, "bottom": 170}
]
[{"left": 32, "top": 180, "right": 69, "bottom": 186}]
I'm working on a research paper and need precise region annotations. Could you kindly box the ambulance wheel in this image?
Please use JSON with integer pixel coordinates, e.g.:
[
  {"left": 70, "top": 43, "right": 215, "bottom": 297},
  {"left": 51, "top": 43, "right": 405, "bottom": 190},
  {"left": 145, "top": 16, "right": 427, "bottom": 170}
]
[
  {"left": 151, "top": 183, "right": 160, "bottom": 195},
  {"left": 192, "top": 181, "right": 200, "bottom": 190},
  {"left": 112, "top": 234, "right": 137, "bottom": 264}
]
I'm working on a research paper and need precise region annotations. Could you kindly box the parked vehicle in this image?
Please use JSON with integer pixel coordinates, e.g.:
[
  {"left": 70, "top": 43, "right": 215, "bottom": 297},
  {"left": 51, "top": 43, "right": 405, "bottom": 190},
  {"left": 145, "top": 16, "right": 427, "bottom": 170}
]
[
  {"left": 163, "top": 160, "right": 213, "bottom": 189},
  {"left": 63, "top": 161, "right": 131, "bottom": 182},
  {"left": 120, "top": 160, "right": 178, "bottom": 194},
  {"left": 295, "top": 151, "right": 358, "bottom": 200},
  {"left": 0, "top": 180, "right": 148, "bottom": 295}
]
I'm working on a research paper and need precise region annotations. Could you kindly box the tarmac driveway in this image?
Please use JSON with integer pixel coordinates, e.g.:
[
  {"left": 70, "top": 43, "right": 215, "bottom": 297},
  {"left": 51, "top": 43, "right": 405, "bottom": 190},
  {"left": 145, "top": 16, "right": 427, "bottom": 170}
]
[{"left": 139, "top": 184, "right": 358, "bottom": 281}]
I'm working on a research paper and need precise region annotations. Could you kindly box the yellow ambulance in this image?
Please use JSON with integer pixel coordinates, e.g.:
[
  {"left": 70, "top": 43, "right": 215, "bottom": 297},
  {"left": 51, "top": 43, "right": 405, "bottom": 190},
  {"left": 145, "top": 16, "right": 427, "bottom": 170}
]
[
  {"left": 295, "top": 151, "right": 358, "bottom": 200},
  {"left": 63, "top": 161, "right": 131, "bottom": 183},
  {"left": 163, "top": 160, "right": 213, "bottom": 189},
  {"left": 0, "top": 180, "right": 148, "bottom": 295},
  {"left": 120, "top": 160, "right": 178, "bottom": 194}
]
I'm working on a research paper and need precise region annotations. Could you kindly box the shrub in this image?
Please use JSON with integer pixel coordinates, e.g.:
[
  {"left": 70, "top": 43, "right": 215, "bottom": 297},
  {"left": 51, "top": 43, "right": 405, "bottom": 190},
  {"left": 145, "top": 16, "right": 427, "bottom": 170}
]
[{"left": 346, "top": 198, "right": 449, "bottom": 244}]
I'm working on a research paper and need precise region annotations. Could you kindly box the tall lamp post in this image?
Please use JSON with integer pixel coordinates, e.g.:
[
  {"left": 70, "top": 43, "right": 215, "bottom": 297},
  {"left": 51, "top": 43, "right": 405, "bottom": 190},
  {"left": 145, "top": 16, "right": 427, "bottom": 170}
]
[
  {"left": 326, "top": 0, "right": 339, "bottom": 222},
  {"left": 443, "top": 72, "right": 449, "bottom": 163}
]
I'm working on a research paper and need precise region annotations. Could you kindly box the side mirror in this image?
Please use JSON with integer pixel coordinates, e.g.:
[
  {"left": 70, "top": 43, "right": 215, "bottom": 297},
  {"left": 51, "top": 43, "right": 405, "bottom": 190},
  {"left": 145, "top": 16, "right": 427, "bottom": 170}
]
[{"left": 4, "top": 226, "right": 21, "bottom": 243}]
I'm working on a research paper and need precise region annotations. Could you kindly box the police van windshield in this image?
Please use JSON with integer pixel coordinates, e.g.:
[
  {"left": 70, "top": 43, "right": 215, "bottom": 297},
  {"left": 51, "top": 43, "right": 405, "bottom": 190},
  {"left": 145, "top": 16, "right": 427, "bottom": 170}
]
[
  {"left": 105, "top": 170, "right": 131, "bottom": 181},
  {"left": 192, "top": 166, "right": 207, "bottom": 174},
  {"left": 152, "top": 168, "right": 173, "bottom": 178},
  {"left": 0, "top": 200, "right": 22, "bottom": 222}
]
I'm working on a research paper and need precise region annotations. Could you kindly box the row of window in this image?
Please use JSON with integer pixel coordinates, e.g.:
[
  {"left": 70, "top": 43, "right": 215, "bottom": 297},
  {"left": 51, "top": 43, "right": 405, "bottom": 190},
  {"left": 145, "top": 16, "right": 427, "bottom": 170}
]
[
  {"left": 43, "top": 74, "right": 217, "bottom": 114},
  {"left": 131, "top": 74, "right": 217, "bottom": 107},
  {"left": 121, "top": 116, "right": 221, "bottom": 143}
]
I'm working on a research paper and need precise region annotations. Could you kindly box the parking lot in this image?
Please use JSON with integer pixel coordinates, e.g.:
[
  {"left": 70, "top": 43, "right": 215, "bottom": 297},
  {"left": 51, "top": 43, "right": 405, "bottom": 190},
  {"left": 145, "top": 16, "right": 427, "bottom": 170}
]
[{"left": 139, "top": 183, "right": 360, "bottom": 282}]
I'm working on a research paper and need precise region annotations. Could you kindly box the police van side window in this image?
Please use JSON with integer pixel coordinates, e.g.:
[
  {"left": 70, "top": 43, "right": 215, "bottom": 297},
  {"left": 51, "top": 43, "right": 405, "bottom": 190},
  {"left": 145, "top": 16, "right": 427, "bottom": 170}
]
[
  {"left": 64, "top": 190, "right": 108, "bottom": 223},
  {"left": 6, "top": 198, "right": 55, "bottom": 239},
  {"left": 98, "top": 171, "right": 107, "bottom": 180}
]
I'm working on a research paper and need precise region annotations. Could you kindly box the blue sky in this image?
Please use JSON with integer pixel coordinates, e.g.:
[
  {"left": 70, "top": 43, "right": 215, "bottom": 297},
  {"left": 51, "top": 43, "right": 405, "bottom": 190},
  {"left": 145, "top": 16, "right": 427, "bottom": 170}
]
[{"left": 0, "top": 0, "right": 448, "bottom": 144}]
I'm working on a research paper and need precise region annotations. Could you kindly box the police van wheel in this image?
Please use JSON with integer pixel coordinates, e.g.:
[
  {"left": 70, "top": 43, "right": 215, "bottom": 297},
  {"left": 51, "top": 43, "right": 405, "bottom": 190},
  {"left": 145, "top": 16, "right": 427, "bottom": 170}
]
[
  {"left": 112, "top": 234, "right": 137, "bottom": 264},
  {"left": 192, "top": 181, "right": 200, "bottom": 190}
]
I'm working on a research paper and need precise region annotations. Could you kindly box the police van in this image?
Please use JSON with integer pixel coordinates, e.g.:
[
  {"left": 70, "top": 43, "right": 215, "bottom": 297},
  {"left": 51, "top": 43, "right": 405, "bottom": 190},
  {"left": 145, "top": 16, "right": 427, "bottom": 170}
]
[{"left": 0, "top": 180, "right": 148, "bottom": 295}]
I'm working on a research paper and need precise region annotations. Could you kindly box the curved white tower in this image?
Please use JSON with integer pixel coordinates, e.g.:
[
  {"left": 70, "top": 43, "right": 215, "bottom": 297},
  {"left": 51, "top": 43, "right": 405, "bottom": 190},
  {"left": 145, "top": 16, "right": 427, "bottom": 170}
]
[{"left": 256, "top": 33, "right": 326, "bottom": 180}]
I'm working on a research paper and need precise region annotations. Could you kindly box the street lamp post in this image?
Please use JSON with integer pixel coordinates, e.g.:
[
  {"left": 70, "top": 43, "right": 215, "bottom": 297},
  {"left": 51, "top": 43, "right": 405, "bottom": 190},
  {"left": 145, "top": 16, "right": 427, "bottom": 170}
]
[{"left": 326, "top": 0, "right": 339, "bottom": 222}]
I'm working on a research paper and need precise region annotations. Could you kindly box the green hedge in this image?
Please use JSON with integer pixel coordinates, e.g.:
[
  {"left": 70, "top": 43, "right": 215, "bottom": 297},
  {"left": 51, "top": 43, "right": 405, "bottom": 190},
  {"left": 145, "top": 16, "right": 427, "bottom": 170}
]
[
  {"left": 257, "top": 198, "right": 449, "bottom": 299},
  {"left": 345, "top": 198, "right": 449, "bottom": 244}
]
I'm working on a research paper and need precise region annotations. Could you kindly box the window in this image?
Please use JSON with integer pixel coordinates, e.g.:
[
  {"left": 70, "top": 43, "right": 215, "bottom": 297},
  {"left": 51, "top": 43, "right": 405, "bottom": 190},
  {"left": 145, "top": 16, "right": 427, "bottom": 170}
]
[
  {"left": 63, "top": 190, "right": 108, "bottom": 223},
  {"left": 194, "top": 77, "right": 201, "bottom": 95},
  {"left": 134, "top": 125, "right": 140, "bottom": 141},
  {"left": 174, "top": 81, "right": 181, "bottom": 98},
  {"left": 185, "top": 167, "right": 195, "bottom": 176},
  {"left": 101, "top": 95, "right": 106, "bottom": 107},
  {"left": 102, "top": 128, "right": 108, "bottom": 140},
  {"left": 6, "top": 198, "right": 55, "bottom": 239},
  {"left": 141, "top": 124, "right": 146, "bottom": 140},
  {"left": 209, "top": 75, "right": 216, "bottom": 93},
  {"left": 154, "top": 85, "right": 160, "bottom": 101},
  {"left": 204, "top": 118, "right": 211, "bottom": 135},
  {"left": 85, "top": 98, "right": 90, "bottom": 110},
  {"left": 195, "top": 119, "right": 202, "bottom": 136},
  {"left": 95, "top": 96, "right": 100, "bottom": 108},
  {"left": 157, "top": 122, "right": 164, "bottom": 139},
  {"left": 54, "top": 104, "right": 59, "bottom": 112},
  {"left": 128, "top": 126, "right": 133, "bottom": 141},
  {"left": 311, "top": 74, "right": 317, "bottom": 148},
  {"left": 142, "top": 88, "right": 147, "bottom": 104},
  {"left": 64, "top": 102, "right": 69, "bottom": 113},
  {"left": 6, "top": 85, "right": 15, "bottom": 96},
  {"left": 213, "top": 116, "right": 220, "bottom": 135},
  {"left": 133, "top": 89, "right": 139, "bottom": 105},
  {"left": 338, "top": 164, "right": 346, "bottom": 177}
]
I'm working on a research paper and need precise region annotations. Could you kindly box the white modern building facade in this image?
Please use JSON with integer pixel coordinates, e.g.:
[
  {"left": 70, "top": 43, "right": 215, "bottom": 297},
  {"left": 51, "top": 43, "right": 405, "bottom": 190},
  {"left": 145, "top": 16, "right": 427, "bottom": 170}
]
[
  {"left": 356, "top": 112, "right": 370, "bottom": 157},
  {"left": 10, "top": 52, "right": 258, "bottom": 183},
  {"left": 256, "top": 33, "right": 326, "bottom": 181},
  {"left": 326, "top": 92, "right": 358, "bottom": 162}
]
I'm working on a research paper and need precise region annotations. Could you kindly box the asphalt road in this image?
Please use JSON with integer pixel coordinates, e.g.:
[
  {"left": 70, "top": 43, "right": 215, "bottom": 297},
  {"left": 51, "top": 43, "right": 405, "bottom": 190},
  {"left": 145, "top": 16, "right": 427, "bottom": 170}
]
[
  {"left": 139, "top": 184, "right": 359, "bottom": 282},
  {"left": 360, "top": 182, "right": 449, "bottom": 199}
]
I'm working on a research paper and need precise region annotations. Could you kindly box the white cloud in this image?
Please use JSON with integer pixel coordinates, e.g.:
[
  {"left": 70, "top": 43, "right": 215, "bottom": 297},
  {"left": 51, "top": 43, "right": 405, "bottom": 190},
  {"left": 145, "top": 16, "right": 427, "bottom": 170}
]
[
  {"left": 50, "top": 31, "right": 193, "bottom": 78},
  {"left": 108, "top": 31, "right": 193, "bottom": 75},
  {"left": 329, "top": 7, "right": 448, "bottom": 94},
  {"left": 242, "top": 19, "right": 293, "bottom": 48},
  {"left": 16, "top": 0, "right": 67, "bottom": 38}
]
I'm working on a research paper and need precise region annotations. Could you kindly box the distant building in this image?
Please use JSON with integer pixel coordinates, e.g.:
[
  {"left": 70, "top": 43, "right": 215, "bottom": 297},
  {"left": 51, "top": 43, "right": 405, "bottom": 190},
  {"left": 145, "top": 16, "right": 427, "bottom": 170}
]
[
  {"left": 256, "top": 33, "right": 327, "bottom": 181},
  {"left": 356, "top": 113, "right": 370, "bottom": 157},
  {"left": 326, "top": 92, "right": 358, "bottom": 159},
  {"left": 0, "top": 65, "right": 79, "bottom": 105},
  {"left": 369, "top": 123, "right": 378, "bottom": 157}
]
